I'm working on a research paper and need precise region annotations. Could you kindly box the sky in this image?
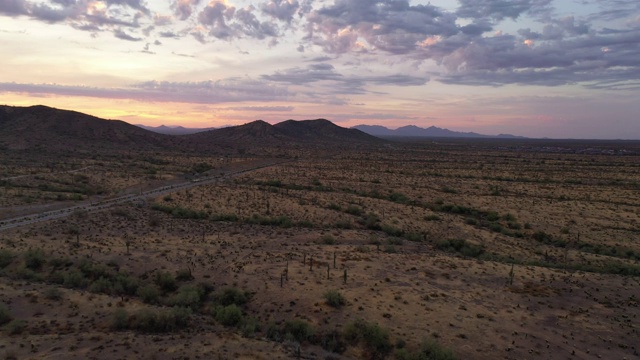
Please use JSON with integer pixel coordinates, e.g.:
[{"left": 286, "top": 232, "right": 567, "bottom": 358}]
[{"left": 1, "top": 0, "right": 639, "bottom": 139}]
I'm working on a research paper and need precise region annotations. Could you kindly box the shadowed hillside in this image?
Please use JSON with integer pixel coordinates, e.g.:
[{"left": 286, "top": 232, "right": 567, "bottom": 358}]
[
  {"left": 0, "top": 105, "right": 382, "bottom": 154},
  {"left": 0, "top": 105, "right": 178, "bottom": 152}
]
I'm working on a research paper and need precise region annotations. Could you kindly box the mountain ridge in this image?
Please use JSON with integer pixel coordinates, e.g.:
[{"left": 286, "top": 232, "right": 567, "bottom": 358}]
[{"left": 352, "top": 124, "right": 525, "bottom": 138}]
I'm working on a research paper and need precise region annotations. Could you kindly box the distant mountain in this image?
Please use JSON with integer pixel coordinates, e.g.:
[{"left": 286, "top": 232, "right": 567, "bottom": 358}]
[
  {"left": 186, "top": 118, "right": 382, "bottom": 149},
  {"left": 352, "top": 124, "right": 524, "bottom": 139},
  {"left": 0, "top": 105, "right": 383, "bottom": 153},
  {"left": 136, "top": 124, "right": 217, "bottom": 135},
  {"left": 0, "top": 105, "right": 179, "bottom": 151}
]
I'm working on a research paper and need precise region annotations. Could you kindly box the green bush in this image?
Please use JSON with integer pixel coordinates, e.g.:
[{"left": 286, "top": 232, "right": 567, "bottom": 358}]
[
  {"left": 88, "top": 276, "right": 113, "bottom": 294},
  {"left": 169, "top": 285, "right": 205, "bottom": 309},
  {"left": 113, "top": 273, "right": 140, "bottom": 296},
  {"left": 175, "top": 268, "right": 194, "bottom": 281},
  {"left": 24, "top": 248, "right": 46, "bottom": 270},
  {"left": 283, "top": 319, "right": 315, "bottom": 343},
  {"left": 324, "top": 290, "right": 346, "bottom": 308},
  {"left": 345, "top": 205, "right": 363, "bottom": 216},
  {"left": 43, "top": 287, "right": 63, "bottom": 301},
  {"left": 137, "top": 284, "right": 161, "bottom": 304},
  {"left": 0, "top": 249, "right": 14, "bottom": 268},
  {"left": 130, "top": 307, "right": 191, "bottom": 333},
  {"left": 395, "top": 339, "right": 456, "bottom": 360},
  {"left": 154, "top": 271, "right": 177, "bottom": 292},
  {"left": 322, "top": 235, "right": 337, "bottom": 245},
  {"left": 436, "top": 239, "right": 484, "bottom": 258},
  {"left": 111, "top": 308, "right": 129, "bottom": 330},
  {"left": 214, "top": 304, "right": 243, "bottom": 327},
  {"left": 344, "top": 319, "right": 392, "bottom": 360},
  {"left": 214, "top": 287, "right": 248, "bottom": 307},
  {"left": 0, "top": 303, "right": 12, "bottom": 325},
  {"left": 4, "top": 319, "right": 27, "bottom": 335},
  {"left": 63, "top": 270, "right": 89, "bottom": 289}
]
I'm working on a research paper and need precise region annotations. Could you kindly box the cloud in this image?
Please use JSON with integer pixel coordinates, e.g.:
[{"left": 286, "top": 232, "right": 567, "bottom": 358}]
[
  {"left": 226, "top": 105, "right": 295, "bottom": 111},
  {"left": 0, "top": 0, "right": 30, "bottom": 16},
  {"left": 260, "top": 0, "right": 299, "bottom": 23},
  {"left": 114, "top": 28, "right": 142, "bottom": 41},
  {"left": 172, "top": 0, "right": 201, "bottom": 21},
  {"left": 197, "top": 2, "right": 279, "bottom": 40},
  {"left": 263, "top": 63, "right": 428, "bottom": 95},
  {"left": 456, "top": 0, "right": 553, "bottom": 21},
  {"left": 306, "top": 0, "right": 459, "bottom": 54},
  {"left": 0, "top": 78, "right": 292, "bottom": 104}
]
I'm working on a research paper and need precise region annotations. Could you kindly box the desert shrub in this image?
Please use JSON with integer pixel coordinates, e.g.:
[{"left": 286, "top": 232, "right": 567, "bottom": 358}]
[
  {"left": 283, "top": 319, "right": 315, "bottom": 343},
  {"left": 389, "top": 192, "right": 409, "bottom": 203},
  {"left": 130, "top": 307, "right": 191, "bottom": 333},
  {"left": 111, "top": 308, "right": 129, "bottom": 330},
  {"left": 88, "top": 276, "right": 113, "bottom": 294},
  {"left": 240, "top": 317, "right": 260, "bottom": 337},
  {"left": 319, "top": 329, "right": 347, "bottom": 354},
  {"left": 465, "top": 218, "right": 477, "bottom": 226},
  {"left": 214, "top": 304, "right": 243, "bottom": 327},
  {"left": 362, "top": 213, "right": 382, "bottom": 230},
  {"left": 327, "top": 203, "right": 341, "bottom": 211},
  {"left": 214, "top": 287, "right": 248, "bottom": 307},
  {"left": 381, "top": 224, "right": 404, "bottom": 237},
  {"left": 63, "top": 270, "right": 89, "bottom": 289},
  {"left": 24, "top": 248, "right": 46, "bottom": 270},
  {"left": 4, "top": 319, "right": 27, "bottom": 335},
  {"left": 324, "top": 290, "right": 346, "bottom": 308},
  {"left": 113, "top": 273, "right": 139, "bottom": 296},
  {"left": 424, "top": 215, "right": 441, "bottom": 221},
  {"left": 0, "top": 249, "right": 14, "bottom": 268},
  {"left": 137, "top": 284, "right": 161, "bottom": 304},
  {"left": 395, "top": 339, "right": 457, "bottom": 360},
  {"left": 336, "top": 220, "right": 353, "bottom": 229},
  {"left": 345, "top": 205, "right": 363, "bottom": 216},
  {"left": 404, "top": 232, "right": 423, "bottom": 242},
  {"left": 49, "top": 257, "right": 73, "bottom": 269},
  {"left": 322, "top": 235, "right": 337, "bottom": 245},
  {"left": 211, "top": 213, "right": 239, "bottom": 222},
  {"left": 0, "top": 304, "right": 12, "bottom": 325},
  {"left": 169, "top": 285, "right": 205, "bottom": 309},
  {"left": 175, "top": 268, "right": 194, "bottom": 281},
  {"left": 436, "top": 239, "right": 484, "bottom": 258},
  {"left": 154, "top": 271, "right": 177, "bottom": 292},
  {"left": 43, "top": 287, "right": 63, "bottom": 301},
  {"left": 296, "top": 220, "right": 315, "bottom": 228},
  {"left": 344, "top": 319, "right": 392, "bottom": 360}
]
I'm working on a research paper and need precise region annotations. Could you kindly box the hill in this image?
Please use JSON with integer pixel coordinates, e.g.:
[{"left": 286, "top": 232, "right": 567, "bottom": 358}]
[
  {"left": 0, "top": 105, "right": 382, "bottom": 154},
  {"left": 136, "top": 124, "right": 217, "bottom": 135},
  {"left": 185, "top": 118, "right": 382, "bottom": 150},
  {"left": 0, "top": 105, "right": 177, "bottom": 152},
  {"left": 353, "top": 124, "right": 524, "bottom": 138}
]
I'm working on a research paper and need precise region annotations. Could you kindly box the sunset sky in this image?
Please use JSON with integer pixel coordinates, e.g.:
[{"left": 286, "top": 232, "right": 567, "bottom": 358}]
[{"left": 1, "top": 0, "right": 639, "bottom": 139}]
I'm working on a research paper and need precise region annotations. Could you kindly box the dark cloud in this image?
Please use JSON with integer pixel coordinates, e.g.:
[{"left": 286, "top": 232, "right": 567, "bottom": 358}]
[
  {"left": 456, "top": 0, "right": 553, "bottom": 21},
  {"left": 263, "top": 63, "right": 428, "bottom": 95},
  {"left": 0, "top": 0, "right": 29, "bottom": 16},
  {"left": 197, "top": 2, "right": 279, "bottom": 40},
  {"left": 260, "top": 0, "right": 299, "bottom": 23},
  {"left": 307, "top": 0, "right": 459, "bottom": 54},
  {"left": 172, "top": 0, "right": 201, "bottom": 21},
  {"left": 114, "top": 28, "right": 142, "bottom": 41},
  {"left": 226, "top": 105, "right": 295, "bottom": 111},
  {"left": 0, "top": 78, "right": 291, "bottom": 104}
]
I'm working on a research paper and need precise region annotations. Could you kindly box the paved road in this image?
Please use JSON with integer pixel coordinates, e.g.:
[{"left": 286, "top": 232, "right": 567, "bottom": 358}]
[{"left": 0, "top": 159, "right": 292, "bottom": 232}]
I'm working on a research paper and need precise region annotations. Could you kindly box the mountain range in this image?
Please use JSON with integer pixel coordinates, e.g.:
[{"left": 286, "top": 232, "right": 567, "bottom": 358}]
[
  {"left": 352, "top": 124, "right": 524, "bottom": 139},
  {"left": 0, "top": 105, "right": 380, "bottom": 153},
  {"left": 135, "top": 124, "right": 218, "bottom": 135}
]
